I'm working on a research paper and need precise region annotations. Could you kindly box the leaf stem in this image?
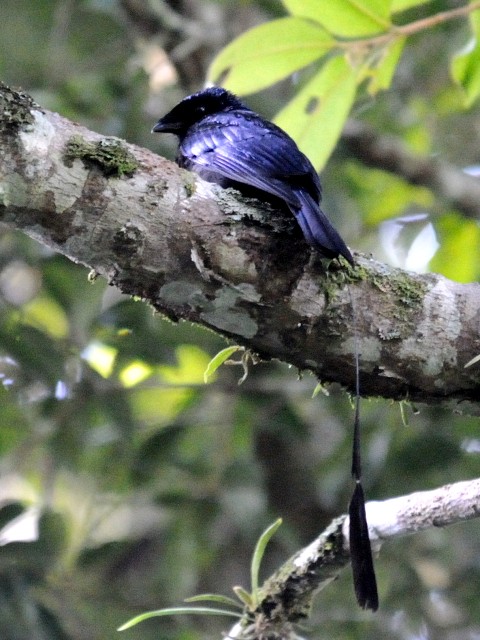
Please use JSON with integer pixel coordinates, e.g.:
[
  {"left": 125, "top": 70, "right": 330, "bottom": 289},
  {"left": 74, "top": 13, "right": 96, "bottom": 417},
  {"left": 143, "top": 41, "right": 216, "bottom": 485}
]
[{"left": 340, "top": 1, "right": 480, "bottom": 50}]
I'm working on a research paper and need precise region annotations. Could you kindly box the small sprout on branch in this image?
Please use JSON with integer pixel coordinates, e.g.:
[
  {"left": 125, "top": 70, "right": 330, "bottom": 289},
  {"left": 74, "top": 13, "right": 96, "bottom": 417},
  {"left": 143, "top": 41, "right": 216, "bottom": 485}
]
[
  {"left": 312, "top": 381, "right": 330, "bottom": 398},
  {"left": 87, "top": 269, "right": 99, "bottom": 283},
  {"left": 117, "top": 519, "right": 283, "bottom": 632},
  {"left": 204, "top": 346, "right": 260, "bottom": 385},
  {"left": 204, "top": 345, "right": 245, "bottom": 383},
  {"left": 464, "top": 354, "right": 480, "bottom": 368}
]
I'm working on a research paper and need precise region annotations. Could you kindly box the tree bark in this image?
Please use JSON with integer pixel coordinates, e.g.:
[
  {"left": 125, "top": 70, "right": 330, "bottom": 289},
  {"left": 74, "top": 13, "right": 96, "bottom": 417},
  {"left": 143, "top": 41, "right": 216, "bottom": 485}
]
[{"left": 1, "top": 83, "right": 479, "bottom": 411}]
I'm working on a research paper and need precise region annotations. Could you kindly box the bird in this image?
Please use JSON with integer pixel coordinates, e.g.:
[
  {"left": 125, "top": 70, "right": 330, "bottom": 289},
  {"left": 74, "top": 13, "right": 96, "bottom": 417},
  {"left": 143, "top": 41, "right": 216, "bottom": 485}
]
[
  {"left": 153, "top": 88, "right": 380, "bottom": 612},
  {"left": 152, "top": 87, "right": 354, "bottom": 266}
]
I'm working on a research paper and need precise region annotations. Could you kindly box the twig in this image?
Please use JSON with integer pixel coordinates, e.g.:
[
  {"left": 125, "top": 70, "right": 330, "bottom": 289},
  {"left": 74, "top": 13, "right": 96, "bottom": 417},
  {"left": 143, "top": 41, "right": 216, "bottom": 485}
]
[{"left": 342, "top": 119, "right": 480, "bottom": 219}]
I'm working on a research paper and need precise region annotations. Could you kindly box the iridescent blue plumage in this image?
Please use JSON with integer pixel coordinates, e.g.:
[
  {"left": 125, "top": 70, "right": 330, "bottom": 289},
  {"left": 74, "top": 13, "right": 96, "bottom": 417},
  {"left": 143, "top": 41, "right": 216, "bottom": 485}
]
[{"left": 153, "top": 87, "right": 353, "bottom": 265}]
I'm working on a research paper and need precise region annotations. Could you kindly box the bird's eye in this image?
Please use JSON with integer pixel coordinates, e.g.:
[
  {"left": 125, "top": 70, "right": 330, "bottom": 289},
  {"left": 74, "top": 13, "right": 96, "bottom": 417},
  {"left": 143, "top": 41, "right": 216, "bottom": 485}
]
[{"left": 198, "top": 106, "right": 206, "bottom": 113}]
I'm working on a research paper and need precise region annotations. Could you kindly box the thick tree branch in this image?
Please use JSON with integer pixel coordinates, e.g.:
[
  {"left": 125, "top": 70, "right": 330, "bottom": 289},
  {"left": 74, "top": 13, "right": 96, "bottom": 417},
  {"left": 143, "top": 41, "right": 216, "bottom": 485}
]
[
  {"left": 226, "top": 477, "right": 480, "bottom": 640},
  {"left": 343, "top": 119, "right": 480, "bottom": 219},
  {"left": 1, "top": 83, "right": 479, "bottom": 411}
]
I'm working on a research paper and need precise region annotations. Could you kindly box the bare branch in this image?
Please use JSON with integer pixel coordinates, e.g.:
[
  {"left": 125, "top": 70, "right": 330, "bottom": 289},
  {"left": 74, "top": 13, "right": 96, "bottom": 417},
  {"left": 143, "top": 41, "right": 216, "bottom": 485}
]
[
  {"left": 1, "top": 83, "right": 480, "bottom": 411},
  {"left": 363, "top": 477, "right": 480, "bottom": 539}
]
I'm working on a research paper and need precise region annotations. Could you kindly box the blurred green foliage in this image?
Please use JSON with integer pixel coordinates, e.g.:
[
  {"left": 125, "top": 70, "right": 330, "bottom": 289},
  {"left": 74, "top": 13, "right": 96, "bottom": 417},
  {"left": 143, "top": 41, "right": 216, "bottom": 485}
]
[{"left": 0, "top": 1, "right": 480, "bottom": 640}]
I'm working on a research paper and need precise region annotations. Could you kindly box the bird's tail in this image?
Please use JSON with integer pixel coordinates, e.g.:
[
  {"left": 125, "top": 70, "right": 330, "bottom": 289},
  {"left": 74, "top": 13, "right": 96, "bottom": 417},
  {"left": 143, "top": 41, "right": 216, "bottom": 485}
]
[{"left": 293, "top": 191, "right": 354, "bottom": 265}]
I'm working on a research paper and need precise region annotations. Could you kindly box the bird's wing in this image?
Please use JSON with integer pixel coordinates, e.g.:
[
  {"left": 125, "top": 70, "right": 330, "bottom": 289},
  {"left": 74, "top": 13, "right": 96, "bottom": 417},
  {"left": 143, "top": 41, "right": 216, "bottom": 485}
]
[
  {"left": 178, "top": 110, "right": 353, "bottom": 264},
  {"left": 179, "top": 112, "right": 321, "bottom": 206}
]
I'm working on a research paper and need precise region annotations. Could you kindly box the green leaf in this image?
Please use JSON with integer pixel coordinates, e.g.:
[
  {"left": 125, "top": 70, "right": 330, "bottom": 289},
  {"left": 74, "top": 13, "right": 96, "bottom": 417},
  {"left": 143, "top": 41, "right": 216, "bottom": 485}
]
[
  {"left": 204, "top": 345, "right": 244, "bottom": 383},
  {"left": 391, "top": 0, "right": 430, "bottom": 12},
  {"left": 232, "top": 585, "right": 254, "bottom": 608},
  {"left": 283, "top": 0, "right": 391, "bottom": 37},
  {"left": 118, "top": 606, "right": 241, "bottom": 631},
  {"left": 399, "top": 401, "right": 409, "bottom": 427},
  {"left": 344, "top": 162, "right": 433, "bottom": 225},
  {"left": 429, "top": 213, "right": 480, "bottom": 282},
  {"left": 275, "top": 55, "right": 358, "bottom": 170},
  {"left": 367, "top": 36, "right": 406, "bottom": 94},
  {"left": 22, "top": 296, "right": 69, "bottom": 339},
  {"left": 451, "top": 10, "right": 480, "bottom": 107},
  {"left": 312, "top": 382, "right": 330, "bottom": 398},
  {"left": 185, "top": 594, "right": 243, "bottom": 609},
  {"left": 250, "top": 518, "right": 282, "bottom": 607},
  {"left": 159, "top": 344, "right": 212, "bottom": 385},
  {"left": 208, "top": 17, "right": 334, "bottom": 95},
  {"left": 464, "top": 354, "right": 480, "bottom": 368}
]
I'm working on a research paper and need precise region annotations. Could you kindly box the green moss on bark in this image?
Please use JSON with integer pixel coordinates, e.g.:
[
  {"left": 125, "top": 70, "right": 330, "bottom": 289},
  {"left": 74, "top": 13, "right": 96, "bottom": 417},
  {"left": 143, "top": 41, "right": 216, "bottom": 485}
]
[{"left": 64, "top": 135, "right": 137, "bottom": 177}]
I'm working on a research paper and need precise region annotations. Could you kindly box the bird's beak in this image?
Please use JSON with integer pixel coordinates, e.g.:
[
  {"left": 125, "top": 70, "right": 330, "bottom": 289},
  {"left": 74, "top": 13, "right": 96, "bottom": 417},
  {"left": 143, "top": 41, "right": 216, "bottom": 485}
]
[
  {"left": 152, "top": 119, "right": 180, "bottom": 134},
  {"left": 152, "top": 120, "right": 166, "bottom": 133}
]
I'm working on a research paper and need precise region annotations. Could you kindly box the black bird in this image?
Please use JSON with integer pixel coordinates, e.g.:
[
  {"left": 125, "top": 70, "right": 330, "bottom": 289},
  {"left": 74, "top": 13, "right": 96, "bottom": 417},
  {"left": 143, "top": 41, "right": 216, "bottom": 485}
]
[
  {"left": 152, "top": 87, "right": 353, "bottom": 265},
  {"left": 153, "top": 87, "right": 379, "bottom": 612}
]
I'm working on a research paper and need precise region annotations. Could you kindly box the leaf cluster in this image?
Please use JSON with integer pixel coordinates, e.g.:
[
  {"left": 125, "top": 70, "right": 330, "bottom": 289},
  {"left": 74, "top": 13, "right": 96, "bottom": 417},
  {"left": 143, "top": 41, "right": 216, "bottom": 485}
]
[{"left": 209, "top": 0, "right": 480, "bottom": 169}]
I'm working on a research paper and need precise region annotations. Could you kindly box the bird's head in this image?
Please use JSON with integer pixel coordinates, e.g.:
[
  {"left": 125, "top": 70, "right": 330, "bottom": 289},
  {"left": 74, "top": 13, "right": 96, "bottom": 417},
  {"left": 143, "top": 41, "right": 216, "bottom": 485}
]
[{"left": 152, "top": 87, "right": 247, "bottom": 136}]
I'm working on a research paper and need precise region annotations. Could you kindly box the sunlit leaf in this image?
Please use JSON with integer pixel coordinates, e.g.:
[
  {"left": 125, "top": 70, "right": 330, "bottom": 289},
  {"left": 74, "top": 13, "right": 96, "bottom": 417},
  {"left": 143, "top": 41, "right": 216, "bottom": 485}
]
[
  {"left": 429, "top": 213, "right": 480, "bottom": 282},
  {"left": 283, "top": 0, "right": 391, "bottom": 37},
  {"left": 23, "top": 296, "right": 69, "bottom": 339},
  {"left": 379, "top": 214, "right": 439, "bottom": 272},
  {"left": 344, "top": 162, "right": 433, "bottom": 225},
  {"left": 130, "top": 386, "right": 194, "bottom": 423},
  {"left": 82, "top": 341, "right": 117, "bottom": 378},
  {"left": 126, "top": 344, "right": 207, "bottom": 422},
  {"left": 159, "top": 344, "right": 211, "bottom": 385},
  {"left": 275, "top": 55, "right": 358, "bottom": 170},
  {"left": 404, "top": 220, "right": 439, "bottom": 272},
  {"left": 204, "top": 345, "right": 244, "bottom": 383},
  {"left": 208, "top": 17, "right": 334, "bottom": 95},
  {"left": 367, "top": 36, "right": 406, "bottom": 94},
  {"left": 451, "top": 10, "right": 480, "bottom": 107},
  {"left": 130, "top": 347, "right": 208, "bottom": 422},
  {"left": 119, "top": 360, "right": 153, "bottom": 387}
]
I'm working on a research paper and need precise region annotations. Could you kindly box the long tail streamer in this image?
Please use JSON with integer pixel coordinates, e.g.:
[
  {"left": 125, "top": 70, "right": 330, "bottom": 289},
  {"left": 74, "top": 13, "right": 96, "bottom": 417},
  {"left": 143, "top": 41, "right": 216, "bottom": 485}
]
[{"left": 348, "top": 288, "right": 379, "bottom": 611}]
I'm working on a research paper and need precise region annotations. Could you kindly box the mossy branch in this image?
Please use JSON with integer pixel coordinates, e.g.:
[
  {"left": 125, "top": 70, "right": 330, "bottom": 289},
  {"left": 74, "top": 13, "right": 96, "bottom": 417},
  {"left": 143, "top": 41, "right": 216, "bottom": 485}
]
[{"left": 0, "top": 83, "right": 479, "bottom": 412}]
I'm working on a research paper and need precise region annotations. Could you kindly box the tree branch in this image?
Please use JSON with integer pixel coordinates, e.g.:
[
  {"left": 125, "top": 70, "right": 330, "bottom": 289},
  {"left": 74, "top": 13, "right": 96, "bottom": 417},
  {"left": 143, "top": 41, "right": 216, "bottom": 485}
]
[
  {"left": 227, "top": 477, "right": 480, "bottom": 640},
  {"left": 1, "top": 83, "right": 479, "bottom": 411}
]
